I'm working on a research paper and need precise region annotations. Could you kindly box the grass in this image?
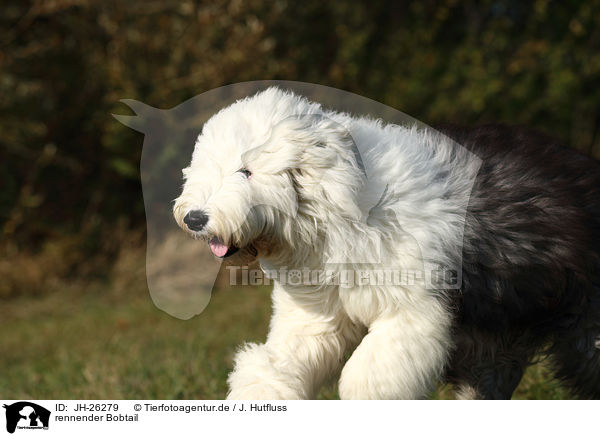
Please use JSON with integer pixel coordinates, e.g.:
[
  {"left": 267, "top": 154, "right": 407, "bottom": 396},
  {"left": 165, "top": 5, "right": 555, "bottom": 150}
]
[{"left": 0, "top": 276, "right": 572, "bottom": 399}]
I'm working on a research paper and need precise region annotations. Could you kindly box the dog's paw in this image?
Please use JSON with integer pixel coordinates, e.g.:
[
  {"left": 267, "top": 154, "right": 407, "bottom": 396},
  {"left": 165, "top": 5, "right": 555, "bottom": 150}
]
[
  {"left": 226, "top": 384, "right": 285, "bottom": 400},
  {"left": 227, "top": 342, "right": 306, "bottom": 400}
]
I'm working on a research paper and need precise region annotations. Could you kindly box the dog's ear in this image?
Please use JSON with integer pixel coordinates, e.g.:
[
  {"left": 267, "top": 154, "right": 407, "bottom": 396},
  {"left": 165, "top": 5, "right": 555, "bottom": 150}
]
[
  {"left": 292, "top": 116, "right": 367, "bottom": 222},
  {"left": 298, "top": 116, "right": 366, "bottom": 180}
]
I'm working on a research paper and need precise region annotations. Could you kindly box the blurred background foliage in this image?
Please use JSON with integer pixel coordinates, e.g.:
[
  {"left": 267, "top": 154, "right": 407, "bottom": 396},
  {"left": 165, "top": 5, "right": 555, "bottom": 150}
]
[
  {"left": 1, "top": 0, "right": 599, "bottom": 400},
  {"left": 1, "top": 0, "right": 599, "bottom": 296}
]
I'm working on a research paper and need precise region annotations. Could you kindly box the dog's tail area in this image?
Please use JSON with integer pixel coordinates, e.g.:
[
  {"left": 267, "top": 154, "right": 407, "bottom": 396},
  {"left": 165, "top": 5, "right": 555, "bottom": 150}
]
[{"left": 549, "top": 287, "right": 600, "bottom": 399}]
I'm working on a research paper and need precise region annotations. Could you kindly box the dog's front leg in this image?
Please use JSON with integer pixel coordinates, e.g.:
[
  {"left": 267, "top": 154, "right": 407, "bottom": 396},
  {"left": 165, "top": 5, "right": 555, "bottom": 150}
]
[
  {"left": 338, "top": 302, "right": 452, "bottom": 399},
  {"left": 227, "top": 283, "right": 362, "bottom": 400}
]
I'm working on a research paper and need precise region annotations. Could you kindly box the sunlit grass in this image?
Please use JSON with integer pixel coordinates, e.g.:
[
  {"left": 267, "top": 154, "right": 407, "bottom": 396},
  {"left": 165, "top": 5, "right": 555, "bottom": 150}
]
[{"left": 0, "top": 279, "right": 572, "bottom": 399}]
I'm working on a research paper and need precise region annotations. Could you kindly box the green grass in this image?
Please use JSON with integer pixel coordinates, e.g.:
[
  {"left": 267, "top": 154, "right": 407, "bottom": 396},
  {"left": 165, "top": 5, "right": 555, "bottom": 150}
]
[{"left": 0, "top": 280, "right": 571, "bottom": 399}]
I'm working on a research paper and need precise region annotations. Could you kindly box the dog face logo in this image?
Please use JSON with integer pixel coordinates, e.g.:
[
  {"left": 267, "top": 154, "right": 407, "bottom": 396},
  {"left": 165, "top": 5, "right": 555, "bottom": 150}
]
[
  {"left": 3, "top": 402, "right": 50, "bottom": 434},
  {"left": 114, "top": 81, "right": 481, "bottom": 319}
]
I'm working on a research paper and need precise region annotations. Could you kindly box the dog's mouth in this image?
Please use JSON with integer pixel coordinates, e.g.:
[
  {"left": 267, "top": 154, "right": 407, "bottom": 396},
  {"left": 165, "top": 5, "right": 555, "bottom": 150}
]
[
  {"left": 209, "top": 236, "right": 239, "bottom": 258},
  {"left": 208, "top": 236, "right": 257, "bottom": 259}
]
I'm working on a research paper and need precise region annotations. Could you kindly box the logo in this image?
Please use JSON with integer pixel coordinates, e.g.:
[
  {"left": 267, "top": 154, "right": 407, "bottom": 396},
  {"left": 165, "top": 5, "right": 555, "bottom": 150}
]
[
  {"left": 114, "top": 81, "right": 481, "bottom": 319},
  {"left": 3, "top": 402, "right": 50, "bottom": 434}
]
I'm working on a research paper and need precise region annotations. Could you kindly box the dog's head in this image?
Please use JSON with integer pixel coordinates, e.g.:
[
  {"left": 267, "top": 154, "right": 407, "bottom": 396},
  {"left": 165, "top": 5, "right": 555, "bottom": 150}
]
[{"left": 173, "top": 87, "right": 366, "bottom": 262}]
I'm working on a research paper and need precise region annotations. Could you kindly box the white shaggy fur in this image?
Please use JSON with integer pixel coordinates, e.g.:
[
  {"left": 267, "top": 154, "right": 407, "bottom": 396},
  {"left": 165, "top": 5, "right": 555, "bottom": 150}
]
[{"left": 174, "top": 88, "right": 481, "bottom": 399}]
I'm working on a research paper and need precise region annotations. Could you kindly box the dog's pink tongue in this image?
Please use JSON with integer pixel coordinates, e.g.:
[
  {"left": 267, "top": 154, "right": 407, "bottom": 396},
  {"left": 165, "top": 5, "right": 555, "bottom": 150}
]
[{"left": 209, "top": 237, "right": 229, "bottom": 257}]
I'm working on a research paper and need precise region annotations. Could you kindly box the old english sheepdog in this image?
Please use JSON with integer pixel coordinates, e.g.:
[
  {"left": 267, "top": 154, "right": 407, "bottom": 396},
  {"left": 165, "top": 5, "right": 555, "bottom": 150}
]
[{"left": 173, "top": 87, "right": 600, "bottom": 399}]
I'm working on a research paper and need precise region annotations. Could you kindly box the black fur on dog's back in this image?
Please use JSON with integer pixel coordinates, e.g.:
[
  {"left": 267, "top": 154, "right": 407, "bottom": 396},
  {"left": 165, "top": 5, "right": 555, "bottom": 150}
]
[{"left": 436, "top": 124, "right": 600, "bottom": 398}]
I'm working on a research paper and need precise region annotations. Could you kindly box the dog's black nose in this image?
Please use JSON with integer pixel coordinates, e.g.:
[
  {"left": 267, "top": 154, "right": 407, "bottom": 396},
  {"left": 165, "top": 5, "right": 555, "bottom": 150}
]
[{"left": 183, "top": 209, "right": 209, "bottom": 231}]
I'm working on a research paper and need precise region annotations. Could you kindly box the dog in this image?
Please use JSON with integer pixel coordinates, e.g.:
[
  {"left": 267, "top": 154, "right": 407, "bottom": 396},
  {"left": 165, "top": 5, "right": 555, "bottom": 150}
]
[{"left": 173, "top": 87, "right": 600, "bottom": 399}]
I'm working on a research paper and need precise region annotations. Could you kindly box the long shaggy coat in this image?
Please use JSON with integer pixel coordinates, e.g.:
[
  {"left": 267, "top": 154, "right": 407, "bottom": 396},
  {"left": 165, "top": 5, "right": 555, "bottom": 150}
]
[{"left": 174, "top": 88, "right": 600, "bottom": 399}]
